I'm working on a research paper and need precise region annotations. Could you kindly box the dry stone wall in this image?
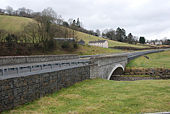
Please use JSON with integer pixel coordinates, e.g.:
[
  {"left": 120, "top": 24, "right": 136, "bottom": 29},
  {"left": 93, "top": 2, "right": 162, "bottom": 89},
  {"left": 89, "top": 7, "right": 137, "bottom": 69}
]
[
  {"left": 125, "top": 68, "right": 170, "bottom": 77},
  {"left": 111, "top": 76, "right": 161, "bottom": 81}
]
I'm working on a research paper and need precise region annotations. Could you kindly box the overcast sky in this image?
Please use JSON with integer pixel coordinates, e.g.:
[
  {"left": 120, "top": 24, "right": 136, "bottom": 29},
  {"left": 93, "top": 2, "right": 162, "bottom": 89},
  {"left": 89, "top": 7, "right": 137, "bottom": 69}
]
[{"left": 1, "top": 0, "right": 170, "bottom": 40}]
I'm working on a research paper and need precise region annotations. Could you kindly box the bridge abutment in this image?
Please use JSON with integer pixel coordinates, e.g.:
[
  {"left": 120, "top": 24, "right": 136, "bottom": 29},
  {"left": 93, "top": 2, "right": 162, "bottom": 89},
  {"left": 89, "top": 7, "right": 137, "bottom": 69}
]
[{"left": 90, "top": 55, "right": 127, "bottom": 80}]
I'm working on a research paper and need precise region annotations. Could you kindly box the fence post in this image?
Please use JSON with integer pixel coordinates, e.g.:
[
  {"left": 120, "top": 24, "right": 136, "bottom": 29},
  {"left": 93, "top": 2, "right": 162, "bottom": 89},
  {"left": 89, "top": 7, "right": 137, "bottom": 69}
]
[
  {"left": 2, "top": 68, "right": 4, "bottom": 77},
  {"left": 17, "top": 67, "right": 19, "bottom": 74},
  {"left": 30, "top": 66, "right": 32, "bottom": 72},
  {"left": 40, "top": 65, "right": 43, "bottom": 70},
  {"left": 50, "top": 64, "right": 53, "bottom": 69}
]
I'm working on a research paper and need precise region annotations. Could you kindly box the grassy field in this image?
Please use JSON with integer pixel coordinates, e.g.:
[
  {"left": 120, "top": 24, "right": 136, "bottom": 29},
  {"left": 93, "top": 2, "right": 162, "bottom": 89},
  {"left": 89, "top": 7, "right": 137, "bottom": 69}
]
[
  {"left": 3, "top": 79, "right": 170, "bottom": 114},
  {"left": 0, "top": 15, "right": 33, "bottom": 32},
  {"left": 127, "top": 50, "right": 170, "bottom": 68},
  {"left": 33, "top": 45, "right": 124, "bottom": 55}
]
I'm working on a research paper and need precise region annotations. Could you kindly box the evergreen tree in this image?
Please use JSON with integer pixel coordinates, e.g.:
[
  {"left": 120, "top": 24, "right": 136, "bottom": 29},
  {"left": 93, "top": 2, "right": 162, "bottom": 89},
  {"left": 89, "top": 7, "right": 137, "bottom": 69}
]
[
  {"left": 115, "top": 27, "right": 126, "bottom": 42},
  {"left": 76, "top": 18, "right": 80, "bottom": 27},
  {"left": 139, "top": 37, "right": 146, "bottom": 44},
  {"left": 127, "top": 33, "right": 133, "bottom": 44}
]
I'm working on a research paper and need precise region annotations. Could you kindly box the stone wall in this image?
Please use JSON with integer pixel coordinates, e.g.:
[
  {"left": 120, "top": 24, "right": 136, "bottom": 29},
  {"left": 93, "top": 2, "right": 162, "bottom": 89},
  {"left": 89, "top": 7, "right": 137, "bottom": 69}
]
[
  {"left": 90, "top": 55, "right": 127, "bottom": 79},
  {"left": 125, "top": 68, "right": 170, "bottom": 77},
  {"left": 0, "top": 65, "right": 90, "bottom": 112},
  {"left": 0, "top": 54, "right": 78, "bottom": 66},
  {"left": 111, "top": 76, "right": 161, "bottom": 81}
]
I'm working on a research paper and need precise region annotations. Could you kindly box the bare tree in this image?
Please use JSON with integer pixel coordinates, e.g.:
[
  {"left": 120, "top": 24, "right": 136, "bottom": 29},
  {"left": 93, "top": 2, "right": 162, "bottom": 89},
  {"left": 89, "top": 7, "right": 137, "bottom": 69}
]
[
  {"left": 96, "top": 29, "right": 101, "bottom": 37},
  {"left": 68, "top": 18, "right": 74, "bottom": 26},
  {"left": 34, "top": 7, "right": 58, "bottom": 51},
  {"left": 6, "top": 6, "right": 13, "bottom": 15},
  {"left": 0, "top": 8, "right": 5, "bottom": 14},
  {"left": 24, "top": 22, "right": 39, "bottom": 44},
  {"left": 17, "top": 7, "right": 27, "bottom": 17},
  {"left": 26, "top": 9, "right": 33, "bottom": 17},
  {"left": 56, "top": 15, "right": 63, "bottom": 25}
]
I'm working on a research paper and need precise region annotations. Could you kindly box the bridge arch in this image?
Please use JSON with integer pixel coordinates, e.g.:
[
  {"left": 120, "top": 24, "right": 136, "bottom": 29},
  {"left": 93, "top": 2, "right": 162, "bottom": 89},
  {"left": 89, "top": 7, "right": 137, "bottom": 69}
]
[{"left": 107, "top": 64, "right": 124, "bottom": 80}]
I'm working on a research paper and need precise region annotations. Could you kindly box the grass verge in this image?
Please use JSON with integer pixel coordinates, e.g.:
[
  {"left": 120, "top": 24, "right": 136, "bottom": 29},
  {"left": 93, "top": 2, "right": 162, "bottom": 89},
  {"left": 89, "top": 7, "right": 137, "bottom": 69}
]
[
  {"left": 3, "top": 79, "right": 170, "bottom": 114},
  {"left": 127, "top": 50, "right": 170, "bottom": 69},
  {"left": 32, "top": 45, "right": 124, "bottom": 55}
]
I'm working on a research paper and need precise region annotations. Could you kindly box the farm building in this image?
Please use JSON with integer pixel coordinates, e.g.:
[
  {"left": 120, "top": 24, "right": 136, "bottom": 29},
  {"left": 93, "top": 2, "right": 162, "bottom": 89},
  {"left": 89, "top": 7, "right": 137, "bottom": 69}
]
[
  {"left": 54, "top": 38, "right": 75, "bottom": 42},
  {"left": 88, "top": 40, "right": 108, "bottom": 48}
]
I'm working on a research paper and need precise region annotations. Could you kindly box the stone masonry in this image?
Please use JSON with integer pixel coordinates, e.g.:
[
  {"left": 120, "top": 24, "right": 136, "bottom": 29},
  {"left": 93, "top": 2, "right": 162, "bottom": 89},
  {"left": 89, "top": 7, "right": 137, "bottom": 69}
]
[
  {"left": 0, "top": 54, "right": 78, "bottom": 66},
  {"left": 111, "top": 76, "right": 161, "bottom": 81},
  {"left": 90, "top": 55, "right": 127, "bottom": 79},
  {"left": 0, "top": 54, "right": 129, "bottom": 112},
  {"left": 0, "top": 65, "right": 90, "bottom": 112},
  {"left": 125, "top": 68, "right": 170, "bottom": 78}
]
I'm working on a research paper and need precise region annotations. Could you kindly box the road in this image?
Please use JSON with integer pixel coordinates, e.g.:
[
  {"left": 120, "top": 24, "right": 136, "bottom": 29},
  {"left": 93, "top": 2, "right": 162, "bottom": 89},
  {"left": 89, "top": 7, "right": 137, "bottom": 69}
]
[{"left": 0, "top": 48, "right": 170, "bottom": 80}]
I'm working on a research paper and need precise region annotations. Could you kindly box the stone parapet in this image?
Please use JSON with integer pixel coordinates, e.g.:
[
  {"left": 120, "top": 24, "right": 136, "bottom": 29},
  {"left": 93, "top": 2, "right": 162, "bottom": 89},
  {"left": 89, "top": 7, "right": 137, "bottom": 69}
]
[{"left": 0, "top": 54, "right": 79, "bottom": 66}]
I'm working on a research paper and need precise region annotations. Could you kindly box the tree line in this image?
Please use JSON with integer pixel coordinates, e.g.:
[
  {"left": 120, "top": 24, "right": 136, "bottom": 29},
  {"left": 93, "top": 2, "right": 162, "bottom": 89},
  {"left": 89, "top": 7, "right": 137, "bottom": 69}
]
[
  {"left": 0, "top": 7, "right": 78, "bottom": 55},
  {"left": 0, "top": 5, "right": 169, "bottom": 53},
  {"left": 0, "top": 6, "right": 147, "bottom": 45},
  {"left": 0, "top": 6, "right": 99, "bottom": 37}
]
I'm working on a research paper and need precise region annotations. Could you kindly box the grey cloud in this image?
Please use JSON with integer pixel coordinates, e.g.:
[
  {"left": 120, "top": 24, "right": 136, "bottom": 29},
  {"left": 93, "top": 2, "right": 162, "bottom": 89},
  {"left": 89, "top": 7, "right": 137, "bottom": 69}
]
[{"left": 1, "top": 0, "right": 170, "bottom": 39}]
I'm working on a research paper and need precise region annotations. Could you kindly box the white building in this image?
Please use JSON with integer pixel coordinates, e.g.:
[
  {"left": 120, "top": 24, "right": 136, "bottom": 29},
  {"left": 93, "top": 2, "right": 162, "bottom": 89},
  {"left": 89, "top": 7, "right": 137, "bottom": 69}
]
[
  {"left": 148, "top": 40, "right": 163, "bottom": 45},
  {"left": 155, "top": 41, "right": 163, "bottom": 45},
  {"left": 88, "top": 40, "right": 108, "bottom": 48}
]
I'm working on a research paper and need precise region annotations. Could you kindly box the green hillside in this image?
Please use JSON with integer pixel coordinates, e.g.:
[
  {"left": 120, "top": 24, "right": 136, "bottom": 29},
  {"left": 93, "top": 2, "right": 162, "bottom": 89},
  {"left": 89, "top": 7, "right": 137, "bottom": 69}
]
[
  {"left": 0, "top": 15, "right": 149, "bottom": 49},
  {"left": 76, "top": 31, "right": 149, "bottom": 48},
  {"left": 0, "top": 15, "right": 33, "bottom": 32},
  {"left": 33, "top": 45, "right": 123, "bottom": 55}
]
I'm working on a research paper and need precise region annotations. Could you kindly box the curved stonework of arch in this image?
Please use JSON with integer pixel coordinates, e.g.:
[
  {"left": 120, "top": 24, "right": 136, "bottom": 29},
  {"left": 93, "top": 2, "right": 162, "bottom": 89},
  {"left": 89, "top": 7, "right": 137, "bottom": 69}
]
[{"left": 107, "top": 64, "right": 124, "bottom": 80}]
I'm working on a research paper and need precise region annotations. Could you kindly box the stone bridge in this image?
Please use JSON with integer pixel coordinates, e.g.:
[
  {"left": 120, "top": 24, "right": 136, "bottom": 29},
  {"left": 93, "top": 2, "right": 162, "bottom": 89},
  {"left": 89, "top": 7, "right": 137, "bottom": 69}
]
[
  {"left": 0, "top": 49, "right": 167, "bottom": 112},
  {"left": 0, "top": 49, "right": 166, "bottom": 80},
  {"left": 0, "top": 54, "right": 128, "bottom": 80},
  {"left": 90, "top": 54, "right": 127, "bottom": 80}
]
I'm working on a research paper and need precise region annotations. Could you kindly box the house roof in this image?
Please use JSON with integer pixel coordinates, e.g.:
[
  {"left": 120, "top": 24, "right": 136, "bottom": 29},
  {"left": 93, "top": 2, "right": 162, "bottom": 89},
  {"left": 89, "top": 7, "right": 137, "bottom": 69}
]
[
  {"left": 89, "top": 40, "right": 107, "bottom": 43},
  {"left": 54, "top": 38, "right": 75, "bottom": 40}
]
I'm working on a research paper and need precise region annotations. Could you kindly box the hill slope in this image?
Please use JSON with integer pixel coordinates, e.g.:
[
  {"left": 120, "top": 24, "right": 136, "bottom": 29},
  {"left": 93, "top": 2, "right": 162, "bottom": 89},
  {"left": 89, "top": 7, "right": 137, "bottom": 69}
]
[
  {"left": 76, "top": 31, "right": 149, "bottom": 48},
  {"left": 0, "top": 15, "right": 33, "bottom": 32},
  {"left": 0, "top": 15, "right": 124, "bottom": 55},
  {"left": 0, "top": 15, "right": 149, "bottom": 48},
  {"left": 33, "top": 45, "right": 123, "bottom": 55}
]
